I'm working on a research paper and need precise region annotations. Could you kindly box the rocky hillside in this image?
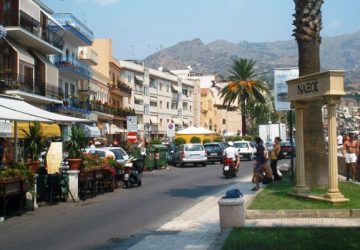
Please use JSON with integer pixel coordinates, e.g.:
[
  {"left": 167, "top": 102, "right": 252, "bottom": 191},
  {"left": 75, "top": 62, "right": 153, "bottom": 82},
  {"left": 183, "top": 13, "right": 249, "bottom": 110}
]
[{"left": 143, "top": 32, "right": 360, "bottom": 84}]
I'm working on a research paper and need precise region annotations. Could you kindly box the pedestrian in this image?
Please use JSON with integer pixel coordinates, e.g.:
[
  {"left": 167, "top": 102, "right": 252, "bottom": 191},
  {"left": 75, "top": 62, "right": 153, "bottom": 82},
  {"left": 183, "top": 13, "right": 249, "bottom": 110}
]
[
  {"left": 251, "top": 137, "right": 268, "bottom": 191},
  {"left": 337, "top": 133, "right": 343, "bottom": 146},
  {"left": 342, "top": 134, "right": 358, "bottom": 181},
  {"left": 270, "top": 137, "right": 282, "bottom": 181}
]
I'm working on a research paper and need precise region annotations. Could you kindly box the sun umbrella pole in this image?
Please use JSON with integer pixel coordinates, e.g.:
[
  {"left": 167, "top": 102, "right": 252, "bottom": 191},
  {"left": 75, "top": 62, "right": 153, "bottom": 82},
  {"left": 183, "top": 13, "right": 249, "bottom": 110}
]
[{"left": 14, "top": 121, "right": 18, "bottom": 162}]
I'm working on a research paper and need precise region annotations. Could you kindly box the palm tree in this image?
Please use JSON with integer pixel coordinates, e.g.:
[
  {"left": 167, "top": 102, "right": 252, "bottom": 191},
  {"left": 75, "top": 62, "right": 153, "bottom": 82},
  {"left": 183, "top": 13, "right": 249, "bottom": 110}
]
[
  {"left": 293, "top": 0, "right": 326, "bottom": 187},
  {"left": 220, "top": 58, "right": 269, "bottom": 135}
]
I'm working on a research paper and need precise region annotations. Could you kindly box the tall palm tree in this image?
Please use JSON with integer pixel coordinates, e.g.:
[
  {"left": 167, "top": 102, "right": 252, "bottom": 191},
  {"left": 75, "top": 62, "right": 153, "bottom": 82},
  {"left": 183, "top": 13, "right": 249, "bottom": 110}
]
[
  {"left": 293, "top": 0, "right": 326, "bottom": 187},
  {"left": 220, "top": 58, "right": 269, "bottom": 135}
]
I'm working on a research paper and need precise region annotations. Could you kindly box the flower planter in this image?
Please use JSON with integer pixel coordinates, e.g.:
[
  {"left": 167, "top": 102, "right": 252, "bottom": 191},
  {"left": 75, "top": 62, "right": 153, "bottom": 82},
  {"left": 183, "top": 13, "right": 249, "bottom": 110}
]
[{"left": 67, "top": 158, "right": 82, "bottom": 171}]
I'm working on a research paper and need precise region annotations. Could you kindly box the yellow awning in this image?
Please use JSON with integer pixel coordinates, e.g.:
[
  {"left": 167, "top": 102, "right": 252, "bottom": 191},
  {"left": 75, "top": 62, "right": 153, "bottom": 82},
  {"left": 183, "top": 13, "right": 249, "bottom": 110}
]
[{"left": 12, "top": 122, "right": 61, "bottom": 138}]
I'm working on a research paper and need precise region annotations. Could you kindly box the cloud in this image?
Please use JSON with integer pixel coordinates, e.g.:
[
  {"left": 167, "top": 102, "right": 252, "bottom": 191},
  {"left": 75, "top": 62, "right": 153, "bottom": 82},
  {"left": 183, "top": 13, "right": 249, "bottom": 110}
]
[{"left": 327, "top": 20, "right": 342, "bottom": 30}]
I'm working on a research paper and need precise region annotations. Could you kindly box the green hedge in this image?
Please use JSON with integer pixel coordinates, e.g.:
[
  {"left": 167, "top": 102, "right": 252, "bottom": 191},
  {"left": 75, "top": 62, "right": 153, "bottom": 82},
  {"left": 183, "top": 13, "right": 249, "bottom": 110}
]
[{"left": 190, "top": 136, "right": 201, "bottom": 143}]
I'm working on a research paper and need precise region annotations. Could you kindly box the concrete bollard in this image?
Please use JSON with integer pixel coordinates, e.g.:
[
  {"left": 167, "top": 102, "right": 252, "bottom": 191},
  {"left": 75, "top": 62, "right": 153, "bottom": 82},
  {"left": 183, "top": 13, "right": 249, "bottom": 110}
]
[
  {"left": 67, "top": 170, "right": 80, "bottom": 202},
  {"left": 218, "top": 197, "right": 245, "bottom": 231}
]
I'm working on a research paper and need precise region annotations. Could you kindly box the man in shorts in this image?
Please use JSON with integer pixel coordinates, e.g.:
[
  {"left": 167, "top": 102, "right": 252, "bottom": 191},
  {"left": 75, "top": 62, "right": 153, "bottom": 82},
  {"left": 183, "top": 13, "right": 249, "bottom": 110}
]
[{"left": 342, "top": 134, "right": 358, "bottom": 181}]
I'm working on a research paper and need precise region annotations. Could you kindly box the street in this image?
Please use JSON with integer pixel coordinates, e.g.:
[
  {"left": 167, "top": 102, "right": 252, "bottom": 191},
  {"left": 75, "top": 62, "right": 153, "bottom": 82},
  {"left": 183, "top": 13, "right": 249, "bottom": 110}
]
[{"left": 0, "top": 160, "right": 255, "bottom": 250}]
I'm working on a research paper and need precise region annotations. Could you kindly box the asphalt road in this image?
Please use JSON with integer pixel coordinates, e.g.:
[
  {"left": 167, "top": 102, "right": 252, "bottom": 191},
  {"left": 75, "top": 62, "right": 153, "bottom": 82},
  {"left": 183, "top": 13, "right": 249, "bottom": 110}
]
[{"left": 0, "top": 160, "right": 255, "bottom": 250}]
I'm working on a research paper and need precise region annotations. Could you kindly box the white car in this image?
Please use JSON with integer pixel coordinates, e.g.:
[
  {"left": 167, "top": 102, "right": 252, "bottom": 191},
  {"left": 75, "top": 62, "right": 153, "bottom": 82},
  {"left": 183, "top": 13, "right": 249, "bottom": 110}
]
[
  {"left": 233, "top": 141, "right": 257, "bottom": 160},
  {"left": 171, "top": 143, "right": 207, "bottom": 167},
  {"left": 85, "top": 147, "right": 129, "bottom": 164}
]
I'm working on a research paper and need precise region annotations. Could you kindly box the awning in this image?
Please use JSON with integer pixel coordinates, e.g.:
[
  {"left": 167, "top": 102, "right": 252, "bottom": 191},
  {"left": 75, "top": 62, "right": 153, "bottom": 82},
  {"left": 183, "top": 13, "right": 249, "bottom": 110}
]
[
  {"left": 80, "top": 124, "right": 101, "bottom": 138},
  {"left": 172, "top": 118, "right": 180, "bottom": 124},
  {"left": 150, "top": 116, "right": 158, "bottom": 124},
  {"left": 171, "top": 85, "right": 180, "bottom": 93},
  {"left": 108, "top": 124, "right": 122, "bottom": 134},
  {"left": 134, "top": 94, "right": 144, "bottom": 100},
  {"left": 135, "top": 75, "right": 144, "bottom": 82},
  {"left": 0, "top": 121, "right": 12, "bottom": 137},
  {"left": 183, "top": 119, "right": 189, "bottom": 126},
  {"left": 6, "top": 39, "right": 35, "bottom": 65},
  {"left": 12, "top": 122, "right": 61, "bottom": 138},
  {"left": 0, "top": 95, "right": 88, "bottom": 123},
  {"left": 0, "top": 105, "right": 51, "bottom": 122}
]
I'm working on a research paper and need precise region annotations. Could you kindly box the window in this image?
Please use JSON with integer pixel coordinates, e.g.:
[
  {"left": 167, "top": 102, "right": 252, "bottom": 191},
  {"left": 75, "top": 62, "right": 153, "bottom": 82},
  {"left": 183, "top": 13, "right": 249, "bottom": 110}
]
[
  {"left": 171, "top": 102, "right": 177, "bottom": 110},
  {"left": 182, "top": 88, "right": 188, "bottom": 97},
  {"left": 160, "top": 100, "right": 163, "bottom": 109},
  {"left": 167, "top": 102, "right": 169, "bottom": 109},
  {"left": 222, "top": 119, "right": 226, "bottom": 125},
  {"left": 160, "top": 118, "right": 163, "bottom": 126},
  {"left": 159, "top": 82, "right": 163, "bottom": 91},
  {"left": 183, "top": 102, "right": 188, "bottom": 111},
  {"left": 143, "top": 86, "right": 149, "bottom": 95},
  {"left": 189, "top": 90, "right": 192, "bottom": 97},
  {"left": 150, "top": 78, "right": 157, "bottom": 88},
  {"left": 150, "top": 100, "right": 157, "bottom": 107},
  {"left": 128, "top": 74, "right": 132, "bottom": 83},
  {"left": 135, "top": 98, "right": 143, "bottom": 105},
  {"left": 189, "top": 105, "right": 192, "bottom": 112},
  {"left": 167, "top": 119, "right": 170, "bottom": 124},
  {"left": 144, "top": 104, "right": 149, "bottom": 115},
  {"left": 166, "top": 84, "right": 169, "bottom": 92}
]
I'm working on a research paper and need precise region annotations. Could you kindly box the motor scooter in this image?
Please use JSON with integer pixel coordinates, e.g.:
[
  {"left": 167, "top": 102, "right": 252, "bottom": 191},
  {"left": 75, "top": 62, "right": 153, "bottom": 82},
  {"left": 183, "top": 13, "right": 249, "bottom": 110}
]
[
  {"left": 223, "top": 157, "right": 238, "bottom": 178},
  {"left": 122, "top": 156, "right": 143, "bottom": 188}
]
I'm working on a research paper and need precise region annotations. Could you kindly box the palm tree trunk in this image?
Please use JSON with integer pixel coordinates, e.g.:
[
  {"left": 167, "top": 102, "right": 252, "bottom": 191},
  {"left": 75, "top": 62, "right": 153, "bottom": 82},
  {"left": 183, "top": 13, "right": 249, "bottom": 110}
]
[
  {"left": 294, "top": 0, "right": 327, "bottom": 187},
  {"left": 241, "top": 102, "right": 247, "bottom": 135}
]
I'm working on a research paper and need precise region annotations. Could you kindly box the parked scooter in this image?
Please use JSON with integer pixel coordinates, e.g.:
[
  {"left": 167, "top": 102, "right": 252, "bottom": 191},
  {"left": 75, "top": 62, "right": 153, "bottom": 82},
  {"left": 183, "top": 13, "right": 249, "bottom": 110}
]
[
  {"left": 222, "top": 157, "right": 238, "bottom": 178},
  {"left": 122, "top": 156, "right": 143, "bottom": 188}
]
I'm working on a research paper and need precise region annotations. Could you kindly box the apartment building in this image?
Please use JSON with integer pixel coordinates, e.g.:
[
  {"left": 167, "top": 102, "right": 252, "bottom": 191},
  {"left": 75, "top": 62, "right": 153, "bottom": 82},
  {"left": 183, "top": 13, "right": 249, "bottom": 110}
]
[
  {"left": 0, "top": 0, "right": 64, "bottom": 108},
  {"left": 119, "top": 61, "right": 194, "bottom": 140},
  {"left": 90, "top": 39, "right": 133, "bottom": 142}
]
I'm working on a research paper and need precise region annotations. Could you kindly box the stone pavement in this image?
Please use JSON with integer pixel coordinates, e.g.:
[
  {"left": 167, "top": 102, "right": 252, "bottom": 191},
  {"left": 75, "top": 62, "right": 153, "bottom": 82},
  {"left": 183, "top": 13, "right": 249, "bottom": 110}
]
[{"left": 124, "top": 164, "right": 360, "bottom": 250}]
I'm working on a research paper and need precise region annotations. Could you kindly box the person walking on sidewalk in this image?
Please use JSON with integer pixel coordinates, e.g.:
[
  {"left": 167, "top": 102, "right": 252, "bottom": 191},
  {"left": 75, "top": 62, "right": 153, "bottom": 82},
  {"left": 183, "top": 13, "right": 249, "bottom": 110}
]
[
  {"left": 342, "top": 134, "right": 358, "bottom": 181},
  {"left": 270, "top": 137, "right": 282, "bottom": 181},
  {"left": 251, "top": 137, "right": 268, "bottom": 191}
]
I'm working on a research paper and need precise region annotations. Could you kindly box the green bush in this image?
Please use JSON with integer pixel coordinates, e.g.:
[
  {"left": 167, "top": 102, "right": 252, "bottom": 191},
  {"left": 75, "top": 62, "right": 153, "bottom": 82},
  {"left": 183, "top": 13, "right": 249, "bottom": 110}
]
[
  {"left": 233, "top": 135, "right": 242, "bottom": 141},
  {"left": 150, "top": 139, "right": 162, "bottom": 145},
  {"left": 190, "top": 136, "right": 201, "bottom": 143},
  {"left": 225, "top": 136, "right": 235, "bottom": 142},
  {"left": 202, "top": 138, "right": 211, "bottom": 144},
  {"left": 173, "top": 137, "right": 186, "bottom": 146},
  {"left": 213, "top": 135, "right": 222, "bottom": 142},
  {"left": 243, "top": 135, "right": 255, "bottom": 141}
]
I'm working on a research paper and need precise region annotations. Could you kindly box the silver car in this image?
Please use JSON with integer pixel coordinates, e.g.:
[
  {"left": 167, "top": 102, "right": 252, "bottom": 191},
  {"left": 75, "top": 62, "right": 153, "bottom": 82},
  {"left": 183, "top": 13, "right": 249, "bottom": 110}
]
[{"left": 171, "top": 143, "right": 207, "bottom": 167}]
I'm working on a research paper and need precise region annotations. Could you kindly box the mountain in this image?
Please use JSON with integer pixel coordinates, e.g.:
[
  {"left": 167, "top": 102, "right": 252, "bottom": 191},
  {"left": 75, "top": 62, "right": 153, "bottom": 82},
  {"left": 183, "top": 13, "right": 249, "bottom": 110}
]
[{"left": 143, "top": 32, "right": 360, "bottom": 84}]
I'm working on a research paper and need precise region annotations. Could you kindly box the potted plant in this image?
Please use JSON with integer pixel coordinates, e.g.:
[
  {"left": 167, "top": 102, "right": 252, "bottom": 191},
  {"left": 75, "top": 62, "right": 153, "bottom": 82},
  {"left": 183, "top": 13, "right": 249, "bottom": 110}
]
[
  {"left": 65, "top": 124, "right": 87, "bottom": 170},
  {"left": 22, "top": 122, "right": 45, "bottom": 173}
]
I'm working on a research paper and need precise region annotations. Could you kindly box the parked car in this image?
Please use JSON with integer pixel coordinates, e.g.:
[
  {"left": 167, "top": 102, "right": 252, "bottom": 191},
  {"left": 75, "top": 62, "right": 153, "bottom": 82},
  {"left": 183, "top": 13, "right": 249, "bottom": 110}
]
[
  {"left": 85, "top": 147, "right": 129, "bottom": 164},
  {"left": 233, "top": 141, "right": 256, "bottom": 160},
  {"left": 280, "top": 141, "right": 296, "bottom": 158},
  {"left": 171, "top": 143, "right": 207, "bottom": 167},
  {"left": 203, "top": 142, "right": 224, "bottom": 164},
  {"left": 166, "top": 143, "right": 179, "bottom": 164}
]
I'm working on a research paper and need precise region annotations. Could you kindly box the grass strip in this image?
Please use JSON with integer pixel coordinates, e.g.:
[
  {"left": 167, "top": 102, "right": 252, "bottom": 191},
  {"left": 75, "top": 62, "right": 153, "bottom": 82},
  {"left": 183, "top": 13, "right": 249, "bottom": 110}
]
[
  {"left": 223, "top": 228, "right": 360, "bottom": 250},
  {"left": 248, "top": 177, "right": 360, "bottom": 210}
]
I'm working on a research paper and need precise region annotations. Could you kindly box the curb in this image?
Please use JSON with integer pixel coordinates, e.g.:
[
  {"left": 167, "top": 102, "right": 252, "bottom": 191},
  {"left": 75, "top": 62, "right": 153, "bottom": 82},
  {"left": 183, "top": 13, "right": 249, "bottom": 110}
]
[{"left": 247, "top": 209, "right": 360, "bottom": 219}]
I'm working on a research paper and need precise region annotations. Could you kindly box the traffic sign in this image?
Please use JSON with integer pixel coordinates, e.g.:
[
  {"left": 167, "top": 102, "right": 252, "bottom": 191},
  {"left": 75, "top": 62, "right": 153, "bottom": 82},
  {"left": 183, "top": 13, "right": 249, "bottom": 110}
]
[
  {"left": 166, "top": 123, "right": 175, "bottom": 137},
  {"left": 127, "top": 131, "right": 138, "bottom": 143},
  {"left": 126, "top": 116, "right": 138, "bottom": 132}
]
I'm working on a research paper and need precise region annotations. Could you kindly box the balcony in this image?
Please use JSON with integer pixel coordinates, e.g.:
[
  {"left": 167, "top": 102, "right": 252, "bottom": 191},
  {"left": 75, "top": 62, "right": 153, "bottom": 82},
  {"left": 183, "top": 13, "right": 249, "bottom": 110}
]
[
  {"left": 50, "top": 55, "right": 92, "bottom": 80},
  {"left": 78, "top": 47, "right": 98, "bottom": 66},
  {"left": 109, "top": 81, "right": 132, "bottom": 97},
  {"left": 52, "top": 13, "right": 94, "bottom": 46},
  {"left": 0, "top": 11, "right": 63, "bottom": 54}
]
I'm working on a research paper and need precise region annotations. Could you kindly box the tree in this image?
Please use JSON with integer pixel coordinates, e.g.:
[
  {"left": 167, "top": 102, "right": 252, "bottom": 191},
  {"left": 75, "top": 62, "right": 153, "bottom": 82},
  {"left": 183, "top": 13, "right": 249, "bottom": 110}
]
[
  {"left": 220, "top": 58, "right": 269, "bottom": 135},
  {"left": 293, "top": 0, "right": 326, "bottom": 187}
]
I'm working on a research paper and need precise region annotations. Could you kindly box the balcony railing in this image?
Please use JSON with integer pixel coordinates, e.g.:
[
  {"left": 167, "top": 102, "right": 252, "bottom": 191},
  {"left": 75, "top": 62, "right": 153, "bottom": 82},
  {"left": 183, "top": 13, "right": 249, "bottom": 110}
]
[
  {"left": 52, "top": 13, "right": 94, "bottom": 44},
  {"left": 50, "top": 55, "right": 92, "bottom": 79},
  {"left": 60, "top": 97, "right": 135, "bottom": 117},
  {"left": 0, "top": 11, "right": 64, "bottom": 50},
  {"left": 109, "top": 81, "right": 132, "bottom": 96}
]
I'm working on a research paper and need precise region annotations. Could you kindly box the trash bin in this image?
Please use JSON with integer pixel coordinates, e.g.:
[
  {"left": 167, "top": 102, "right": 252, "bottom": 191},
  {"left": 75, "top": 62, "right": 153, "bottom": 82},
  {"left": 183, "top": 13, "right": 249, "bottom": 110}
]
[
  {"left": 151, "top": 144, "right": 168, "bottom": 169},
  {"left": 218, "top": 189, "right": 245, "bottom": 231}
]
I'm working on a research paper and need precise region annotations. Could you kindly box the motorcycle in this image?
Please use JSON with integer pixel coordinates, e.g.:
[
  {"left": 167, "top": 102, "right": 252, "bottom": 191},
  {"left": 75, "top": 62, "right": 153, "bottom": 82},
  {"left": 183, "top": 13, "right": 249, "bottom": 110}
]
[
  {"left": 122, "top": 156, "right": 143, "bottom": 188},
  {"left": 223, "top": 157, "right": 238, "bottom": 178}
]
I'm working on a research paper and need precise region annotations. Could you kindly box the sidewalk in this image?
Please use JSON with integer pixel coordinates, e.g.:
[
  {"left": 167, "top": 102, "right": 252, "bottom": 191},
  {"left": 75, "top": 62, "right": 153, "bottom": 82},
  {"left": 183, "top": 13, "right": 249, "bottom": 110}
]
[{"left": 124, "top": 165, "right": 360, "bottom": 250}]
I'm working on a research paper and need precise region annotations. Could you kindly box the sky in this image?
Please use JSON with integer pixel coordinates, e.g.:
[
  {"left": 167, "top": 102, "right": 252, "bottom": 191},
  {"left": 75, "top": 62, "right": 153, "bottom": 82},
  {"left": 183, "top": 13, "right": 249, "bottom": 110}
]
[{"left": 41, "top": 0, "right": 360, "bottom": 60}]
